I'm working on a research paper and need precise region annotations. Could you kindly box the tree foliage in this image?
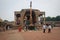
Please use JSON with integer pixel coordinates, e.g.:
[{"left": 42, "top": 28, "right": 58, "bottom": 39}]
[
  {"left": 55, "top": 16, "right": 60, "bottom": 21},
  {"left": 45, "top": 15, "right": 60, "bottom": 21},
  {"left": 45, "top": 17, "right": 51, "bottom": 21}
]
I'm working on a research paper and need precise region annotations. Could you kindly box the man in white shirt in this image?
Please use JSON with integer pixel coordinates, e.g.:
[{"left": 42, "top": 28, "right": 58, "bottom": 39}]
[
  {"left": 48, "top": 24, "right": 52, "bottom": 33},
  {"left": 43, "top": 24, "right": 46, "bottom": 33}
]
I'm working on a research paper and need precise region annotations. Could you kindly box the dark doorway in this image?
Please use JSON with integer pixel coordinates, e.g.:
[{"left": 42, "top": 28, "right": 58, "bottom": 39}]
[
  {"left": 6, "top": 25, "right": 10, "bottom": 30},
  {"left": 32, "top": 11, "right": 36, "bottom": 24},
  {"left": 16, "top": 14, "right": 21, "bottom": 18}
]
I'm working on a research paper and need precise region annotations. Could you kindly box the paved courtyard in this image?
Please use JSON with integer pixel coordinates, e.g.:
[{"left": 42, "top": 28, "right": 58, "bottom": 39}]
[{"left": 0, "top": 27, "right": 60, "bottom": 40}]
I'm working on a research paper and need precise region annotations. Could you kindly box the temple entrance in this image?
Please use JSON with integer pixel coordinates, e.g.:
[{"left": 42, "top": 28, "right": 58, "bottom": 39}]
[{"left": 23, "top": 10, "right": 36, "bottom": 30}]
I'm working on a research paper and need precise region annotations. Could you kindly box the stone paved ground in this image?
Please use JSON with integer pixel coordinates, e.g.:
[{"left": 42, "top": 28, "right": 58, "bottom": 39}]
[{"left": 0, "top": 27, "right": 60, "bottom": 40}]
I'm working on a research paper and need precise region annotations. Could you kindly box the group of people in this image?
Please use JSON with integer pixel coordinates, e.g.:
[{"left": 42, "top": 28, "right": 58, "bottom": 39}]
[
  {"left": 18, "top": 17, "right": 52, "bottom": 33},
  {"left": 43, "top": 24, "right": 52, "bottom": 33}
]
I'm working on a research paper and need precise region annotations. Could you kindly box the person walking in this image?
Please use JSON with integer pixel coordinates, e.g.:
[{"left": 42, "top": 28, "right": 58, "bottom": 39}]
[
  {"left": 43, "top": 24, "right": 46, "bottom": 33},
  {"left": 48, "top": 24, "right": 52, "bottom": 33}
]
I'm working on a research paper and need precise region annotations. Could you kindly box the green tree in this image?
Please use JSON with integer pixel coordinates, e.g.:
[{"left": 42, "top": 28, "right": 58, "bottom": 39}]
[
  {"left": 3, "top": 20, "right": 8, "bottom": 23},
  {"left": 51, "top": 17, "right": 56, "bottom": 21},
  {"left": 55, "top": 16, "right": 60, "bottom": 21},
  {"left": 45, "top": 17, "right": 51, "bottom": 21}
]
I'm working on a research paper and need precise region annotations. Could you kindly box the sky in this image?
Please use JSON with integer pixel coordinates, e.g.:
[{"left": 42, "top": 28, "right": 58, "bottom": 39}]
[{"left": 0, "top": 0, "right": 60, "bottom": 21}]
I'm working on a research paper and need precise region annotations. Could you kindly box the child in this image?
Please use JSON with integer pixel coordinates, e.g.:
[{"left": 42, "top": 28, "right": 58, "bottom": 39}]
[{"left": 18, "top": 25, "right": 22, "bottom": 32}]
